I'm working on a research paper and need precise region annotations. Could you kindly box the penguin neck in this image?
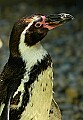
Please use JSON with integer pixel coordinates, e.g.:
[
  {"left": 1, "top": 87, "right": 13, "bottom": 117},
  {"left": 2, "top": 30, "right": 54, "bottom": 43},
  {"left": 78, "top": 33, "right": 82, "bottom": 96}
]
[{"left": 19, "top": 42, "right": 48, "bottom": 70}]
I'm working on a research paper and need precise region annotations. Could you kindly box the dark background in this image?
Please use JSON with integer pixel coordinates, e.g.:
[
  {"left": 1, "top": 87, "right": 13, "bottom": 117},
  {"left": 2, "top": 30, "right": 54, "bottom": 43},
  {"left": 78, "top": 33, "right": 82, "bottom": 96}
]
[{"left": 0, "top": 0, "right": 83, "bottom": 120}]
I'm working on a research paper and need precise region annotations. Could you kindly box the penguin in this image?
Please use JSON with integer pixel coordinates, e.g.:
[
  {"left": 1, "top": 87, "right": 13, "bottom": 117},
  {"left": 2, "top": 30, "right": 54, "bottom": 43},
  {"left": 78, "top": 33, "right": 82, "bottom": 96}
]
[{"left": 0, "top": 13, "right": 74, "bottom": 120}]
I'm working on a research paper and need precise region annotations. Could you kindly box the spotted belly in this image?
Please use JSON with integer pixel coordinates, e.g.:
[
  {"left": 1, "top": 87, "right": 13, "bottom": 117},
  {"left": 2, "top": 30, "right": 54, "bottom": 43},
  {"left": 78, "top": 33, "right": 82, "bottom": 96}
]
[{"left": 10, "top": 66, "right": 53, "bottom": 120}]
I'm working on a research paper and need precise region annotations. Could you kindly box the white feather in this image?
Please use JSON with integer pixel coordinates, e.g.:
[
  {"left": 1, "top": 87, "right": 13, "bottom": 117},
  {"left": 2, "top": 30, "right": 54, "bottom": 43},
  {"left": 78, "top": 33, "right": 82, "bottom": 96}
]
[
  {"left": 7, "top": 99, "right": 10, "bottom": 120},
  {"left": 0, "top": 103, "right": 5, "bottom": 116}
]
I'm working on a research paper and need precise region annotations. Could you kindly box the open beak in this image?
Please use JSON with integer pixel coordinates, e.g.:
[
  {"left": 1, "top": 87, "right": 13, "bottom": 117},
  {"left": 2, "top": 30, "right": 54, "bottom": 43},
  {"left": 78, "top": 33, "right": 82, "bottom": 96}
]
[{"left": 43, "top": 13, "right": 74, "bottom": 30}]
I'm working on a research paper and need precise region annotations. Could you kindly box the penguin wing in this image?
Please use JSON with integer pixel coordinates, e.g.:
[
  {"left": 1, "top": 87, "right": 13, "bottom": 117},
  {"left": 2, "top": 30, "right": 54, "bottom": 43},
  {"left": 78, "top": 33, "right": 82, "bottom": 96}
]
[
  {"left": 49, "top": 99, "right": 61, "bottom": 120},
  {"left": 0, "top": 76, "right": 20, "bottom": 120},
  {"left": 0, "top": 75, "right": 23, "bottom": 120},
  {"left": 0, "top": 62, "right": 25, "bottom": 120}
]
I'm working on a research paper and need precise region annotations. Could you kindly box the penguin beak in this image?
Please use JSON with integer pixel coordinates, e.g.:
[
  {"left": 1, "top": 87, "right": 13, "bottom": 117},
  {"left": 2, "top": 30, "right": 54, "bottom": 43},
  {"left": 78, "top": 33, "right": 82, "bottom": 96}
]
[{"left": 43, "top": 13, "right": 74, "bottom": 30}]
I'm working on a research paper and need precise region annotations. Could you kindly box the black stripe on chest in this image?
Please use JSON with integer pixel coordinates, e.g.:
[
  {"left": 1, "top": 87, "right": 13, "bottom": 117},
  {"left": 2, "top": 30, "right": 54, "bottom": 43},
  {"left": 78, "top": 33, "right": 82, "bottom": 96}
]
[
  {"left": 28, "top": 54, "right": 52, "bottom": 87},
  {"left": 9, "top": 54, "right": 52, "bottom": 120}
]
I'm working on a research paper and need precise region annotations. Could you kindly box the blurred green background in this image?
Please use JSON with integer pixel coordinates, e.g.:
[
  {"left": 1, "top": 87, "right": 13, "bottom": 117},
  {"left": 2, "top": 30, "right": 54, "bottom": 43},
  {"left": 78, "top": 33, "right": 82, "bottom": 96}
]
[{"left": 0, "top": 0, "right": 83, "bottom": 120}]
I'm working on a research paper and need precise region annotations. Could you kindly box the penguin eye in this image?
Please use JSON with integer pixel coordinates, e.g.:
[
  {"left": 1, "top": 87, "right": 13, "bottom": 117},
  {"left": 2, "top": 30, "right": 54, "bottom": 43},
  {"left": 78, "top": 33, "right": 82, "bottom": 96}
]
[{"left": 35, "top": 22, "right": 42, "bottom": 28}]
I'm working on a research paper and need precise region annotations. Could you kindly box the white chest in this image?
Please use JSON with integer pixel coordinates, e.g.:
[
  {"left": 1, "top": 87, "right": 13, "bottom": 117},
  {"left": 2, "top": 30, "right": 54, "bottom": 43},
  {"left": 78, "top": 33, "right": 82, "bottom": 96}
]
[{"left": 20, "top": 66, "right": 53, "bottom": 120}]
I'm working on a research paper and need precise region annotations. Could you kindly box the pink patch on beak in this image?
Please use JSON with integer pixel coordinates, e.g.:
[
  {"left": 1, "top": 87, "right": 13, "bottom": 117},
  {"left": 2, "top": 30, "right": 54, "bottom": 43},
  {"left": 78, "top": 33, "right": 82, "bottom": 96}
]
[
  {"left": 41, "top": 16, "right": 46, "bottom": 20},
  {"left": 43, "top": 24, "right": 57, "bottom": 30},
  {"left": 41, "top": 16, "right": 58, "bottom": 30}
]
